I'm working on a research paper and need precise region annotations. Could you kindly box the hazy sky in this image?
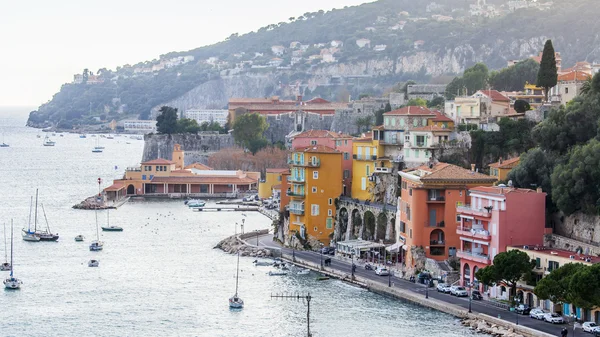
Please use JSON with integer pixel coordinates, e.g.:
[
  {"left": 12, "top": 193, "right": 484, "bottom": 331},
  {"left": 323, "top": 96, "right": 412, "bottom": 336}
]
[{"left": 0, "top": 0, "right": 372, "bottom": 107}]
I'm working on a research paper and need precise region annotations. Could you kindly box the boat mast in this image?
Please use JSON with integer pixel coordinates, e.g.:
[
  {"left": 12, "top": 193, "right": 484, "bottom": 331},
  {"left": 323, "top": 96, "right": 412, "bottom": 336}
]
[
  {"left": 107, "top": 209, "right": 110, "bottom": 227},
  {"left": 41, "top": 204, "right": 52, "bottom": 233},
  {"left": 3, "top": 222, "right": 7, "bottom": 264},
  {"left": 10, "top": 220, "right": 13, "bottom": 277},
  {"left": 28, "top": 196, "right": 33, "bottom": 232},
  {"left": 235, "top": 250, "right": 240, "bottom": 296},
  {"left": 34, "top": 189, "right": 39, "bottom": 232},
  {"left": 95, "top": 208, "right": 99, "bottom": 241}
]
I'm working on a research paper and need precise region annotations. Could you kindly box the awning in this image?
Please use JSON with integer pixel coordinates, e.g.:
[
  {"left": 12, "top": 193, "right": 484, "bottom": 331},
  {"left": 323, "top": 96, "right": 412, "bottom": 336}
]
[
  {"left": 402, "top": 245, "right": 408, "bottom": 251},
  {"left": 386, "top": 242, "right": 404, "bottom": 252}
]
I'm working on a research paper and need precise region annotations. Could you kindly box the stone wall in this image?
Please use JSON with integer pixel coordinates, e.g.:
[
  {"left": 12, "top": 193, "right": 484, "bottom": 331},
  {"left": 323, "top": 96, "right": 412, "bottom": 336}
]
[
  {"left": 553, "top": 211, "right": 600, "bottom": 244},
  {"left": 544, "top": 234, "right": 600, "bottom": 256},
  {"left": 263, "top": 111, "right": 335, "bottom": 143},
  {"left": 330, "top": 108, "right": 377, "bottom": 135},
  {"left": 142, "top": 133, "right": 234, "bottom": 163}
]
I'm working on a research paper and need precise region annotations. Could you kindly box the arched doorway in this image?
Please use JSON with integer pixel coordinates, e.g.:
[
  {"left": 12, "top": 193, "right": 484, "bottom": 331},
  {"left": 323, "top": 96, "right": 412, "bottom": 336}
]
[
  {"left": 337, "top": 207, "right": 349, "bottom": 241},
  {"left": 463, "top": 263, "right": 470, "bottom": 285},
  {"left": 350, "top": 209, "right": 362, "bottom": 240},
  {"left": 127, "top": 184, "right": 135, "bottom": 195},
  {"left": 526, "top": 292, "right": 534, "bottom": 307},
  {"left": 429, "top": 229, "right": 445, "bottom": 256},
  {"left": 376, "top": 212, "right": 388, "bottom": 241},
  {"left": 516, "top": 290, "right": 524, "bottom": 303},
  {"left": 363, "top": 211, "right": 376, "bottom": 240}
]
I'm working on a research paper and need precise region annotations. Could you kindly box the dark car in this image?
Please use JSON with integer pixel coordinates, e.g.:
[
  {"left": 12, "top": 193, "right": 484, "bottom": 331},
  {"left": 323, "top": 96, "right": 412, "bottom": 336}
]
[
  {"left": 327, "top": 248, "right": 335, "bottom": 256},
  {"left": 320, "top": 247, "right": 332, "bottom": 254},
  {"left": 365, "top": 263, "right": 374, "bottom": 270},
  {"left": 515, "top": 304, "right": 531, "bottom": 315},
  {"left": 471, "top": 290, "right": 483, "bottom": 300}
]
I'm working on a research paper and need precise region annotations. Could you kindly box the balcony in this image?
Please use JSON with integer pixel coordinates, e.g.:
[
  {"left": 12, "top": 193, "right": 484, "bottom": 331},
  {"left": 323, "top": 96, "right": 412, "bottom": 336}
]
[
  {"left": 374, "top": 167, "right": 391, "bottom": 174},
  {"left": 456, "top": 226, "right": 491, "bottom": 240},
  {"left": 286, "top": 190, "right": 305, "bottom": 198},
  {"left": 289, "top": 204, "right": 305, "bottom": 215},
  {"left": 288, "top": 176, "right": 305, "bottom": 184},
  {"left": 353, "top": 154, "right": 377, "bottom": 161},
  {"left": 427, "top": 196, "right": 445, "bottom": 203},
  {"left": 425, "top": 220, "right": 445, "bottom": 228},
  {"left": 126, "top": 166, "right": 142, "bottom": 172},
  {"left": 457, "top": 205, "right": 492, "bottom": 218},
  {"left": 289, "top": 159, "right": 320, "bottom": 167},
  {"left": 456, "top": 250, "right": 491, "bottom": 264},
  {"left": 429, "top": 240, "right": 445, "bottom": 246}
]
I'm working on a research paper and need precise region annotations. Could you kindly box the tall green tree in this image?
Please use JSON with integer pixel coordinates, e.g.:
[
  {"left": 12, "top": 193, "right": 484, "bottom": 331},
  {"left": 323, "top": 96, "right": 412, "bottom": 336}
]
[
  {"left": 513, "top": 100, "right": 531, "bottom": 114},
  {"left": 405, "top": 98, "right": 427, "bottom": 107},
  {"left": 176, "top": 118, "right": 201, "bottom": 133},
  {"left": 534, "top": 263, "right": 586, "bottom": 306},
  {"left": 507, "top": 147, "right": 556, "bottom": 211},
  {"left": 232, "top": 113, "right": 269, "bottom": 155},
  {"left": 489, "top": 59, "right": 539, "bottom": 92},
  {"left": 156, "top": 106, "right": 179, "bottom": 134},
  {"left": 536, "top": 39, "right": 558, "bottom": 102},
  {"left": 568, "top": 264, "right": 600, "bottom": 309},
  {"left": 445, "top": 77, "right": 464, "bottom": 100},
  {"left": 475, "top": 250, "right": 535, "bottom": 302},
  {"left": 462, "top": 63, "right": 489, "bottom": 95}
]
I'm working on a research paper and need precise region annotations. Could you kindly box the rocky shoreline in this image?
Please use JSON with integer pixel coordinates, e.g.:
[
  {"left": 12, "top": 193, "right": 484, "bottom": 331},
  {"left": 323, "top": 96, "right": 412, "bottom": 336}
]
[
  {"left": 461, "top": 318, "right": 524, "bottom": 337},
  {"left": 215, "top": 233, "right": 272, "bottom": 258},
  {"left": 72, "top": 195, "right": 115, "bottom": 210}
]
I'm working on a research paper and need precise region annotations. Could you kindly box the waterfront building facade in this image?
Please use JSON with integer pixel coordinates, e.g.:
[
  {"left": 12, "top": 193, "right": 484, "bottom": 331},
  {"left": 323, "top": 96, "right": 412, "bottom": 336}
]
[
  {"left": 287, "top": 145, "right": 342, "bottom": 244},
  {"left": 184, "top": 109, "right": 228, "bottom": 127},
  {"left": 488, "top": 157, "right": 520, "bottom": 182},
  {"left": 351, "top": 130, "right": 394, "bottom": 201},
  {"left": 258, "top": 168, "right": 288, "bottom": 199},
  {"left": 456, "top": 186, "right": 546, "bottom": 289},
  {"left": 123, "top": 120, "right": 158, "bottom": 134},
  {"left": 398, "top": 163, "right": 497, "bottom": 265}
]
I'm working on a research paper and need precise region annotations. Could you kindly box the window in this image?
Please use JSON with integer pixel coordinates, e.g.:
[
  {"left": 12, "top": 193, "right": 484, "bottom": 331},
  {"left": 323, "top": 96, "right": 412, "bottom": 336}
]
[
  {"left": 536, "top": 258, "right": 541, "bottom": 268},
  {"left": 313, "top": 171, "right": 318, "bottom": 179},
  {"left": 326, "top": 218, "right": 333, "bottom": 229},
  {"left": 409, "top": 228, "right": 413, "bottom": 239},
  {"left": 311, "top": 204, "right": 319, "bottom": 216},
  {"left": 343, "top": 170, "right": 350, "bottom": 179},
  {"left": 344, "top": 140, "right": 348, "bottom": 145},
  {"left": 565, "top": 87, "right": 569, "bottom": 94},
  {"left": 406, "top": 206, "right": 411, "bottom": 220},
  {"left": 335, "top": 140, "right": 342, "bottom": 147},
  {"left": 366, "top": 165, "right": 370, "bottom": 176},
  {"left": 456, "top": 214, "right": 461, "bottom": 222},
  {"left": 278, "top": 176, "right": 282, "bottom": 181},
  {"left": 400, "top": 118, "right": 405, "bottom": 127},
  {"left": 385, "top": 117, "right": 389, "bottom": 126},
  {"left": 312, "top": 187, "right": 317, "bottom": 193},
  {"left": 414, "top": 149, "right": 419, "bottom": 158},
  {"left": 361, "top": 177, "right": 367, "bottom": 190},
  {"left": 328, "top": 198, "right": 333, "bottom": 205},
  {"left": 344, "top": 152, "right": 350, "bottom": 160},
  {"left": 409, "top": 188, "right": 412, "bottom": 196},
  {"left": 328, "top": 209, "right": 332, "bottom": 216},
  {"left": 142, "top": 175, "right": 147, "bottom": 180},
  {"left": 399, "top": 221, "right": 406, "bottom": 233},
  {"left": 314, "top": 227, "right": 318, "bottom": 232},
  {"left": 416, "top": 135, "right": 425, "bottom": 147},
  {"left": 413, "top": 118, "right": 418, "bottom": 127},
  {"left": 310, "top": 140, "right": 317, "bottom": 145},
  {"left": 422, "top": 119, "right": 427, "bottom": 126},
  {"left": 404, "top": 148, "right": 409, "bottom": 158},
  {"left": 391, "top": 118, "right": 396, "bottom": 126}
]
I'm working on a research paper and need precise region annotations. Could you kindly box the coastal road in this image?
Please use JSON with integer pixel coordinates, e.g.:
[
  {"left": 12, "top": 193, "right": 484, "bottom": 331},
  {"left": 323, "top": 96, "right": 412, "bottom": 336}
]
[{"left": 256, "top": 235, "right": 567, "bottom": 337}]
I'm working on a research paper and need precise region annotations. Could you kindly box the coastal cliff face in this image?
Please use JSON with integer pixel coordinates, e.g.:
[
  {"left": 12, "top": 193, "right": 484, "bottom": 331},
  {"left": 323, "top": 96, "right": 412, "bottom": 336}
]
[{"left": 142, "top": 133, "right": 234, "bottom": 164}]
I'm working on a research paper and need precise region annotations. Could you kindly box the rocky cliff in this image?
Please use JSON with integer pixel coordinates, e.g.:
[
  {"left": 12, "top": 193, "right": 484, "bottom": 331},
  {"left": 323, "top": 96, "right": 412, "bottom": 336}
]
[{"left": 142, "top": 133, "right": 234, "bottom": 164}]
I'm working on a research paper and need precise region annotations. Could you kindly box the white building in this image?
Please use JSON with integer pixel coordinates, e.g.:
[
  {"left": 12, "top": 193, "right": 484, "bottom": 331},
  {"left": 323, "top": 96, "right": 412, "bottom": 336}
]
[
  {"left": 184, "top": 109, "right": 228, "bottom": 127},
  {"left": 356, "top": 38, "right": 371, "bottom": 48},
  {"left": 373, "top": 44, "right": 387, "bottom": 52},
  {"left": 271, "top": 45, "right": 285, "bottom": 56},
  {"left": 123, "top": 120, "right": 157, "bottom": 134}
]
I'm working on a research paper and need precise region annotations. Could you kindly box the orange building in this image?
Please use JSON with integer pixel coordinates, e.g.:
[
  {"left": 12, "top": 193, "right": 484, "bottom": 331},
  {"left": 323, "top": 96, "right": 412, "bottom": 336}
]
[{"left": 397, "top": 163, "right": 497, "bottom": 265}]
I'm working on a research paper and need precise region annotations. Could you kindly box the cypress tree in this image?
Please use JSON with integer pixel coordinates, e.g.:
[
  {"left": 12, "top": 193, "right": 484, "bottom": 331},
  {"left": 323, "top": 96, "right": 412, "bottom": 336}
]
[{"left": 536, "top": 39, "right": 558, "bottom": 102}]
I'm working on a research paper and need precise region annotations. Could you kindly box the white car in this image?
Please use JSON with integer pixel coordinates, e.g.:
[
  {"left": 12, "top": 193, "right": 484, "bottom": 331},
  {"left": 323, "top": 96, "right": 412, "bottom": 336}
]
[
  {"left": 449, "top": 285, "right": 459, "bottom": 294},
  {"left": 442, "top": 284, "right": 453, "bottom": 293},
  {"left": 529, "top": 308, "right": 547, "bottom": 320},
  {"left": 451, "top": 286, "right": 468, "bottom": 297},
  {"left": 582, "top": 322, "right": 600, "bottom": 333},
  {"left": 543, "top": 313, "right": 565, "bottom": 324},
  {"left": 375, "top": 268, "right": 390, "bottom": 276},
  {"left": 436, "top": 283, "right": 448, "bottom": 292}
]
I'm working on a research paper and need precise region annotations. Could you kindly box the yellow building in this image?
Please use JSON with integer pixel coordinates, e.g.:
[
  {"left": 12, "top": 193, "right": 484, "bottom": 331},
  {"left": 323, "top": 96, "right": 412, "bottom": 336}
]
[
  {"left": 488, "top": 157, "right": 520, "bottom": 182},
  {"left": 288, "top": 145, "right": 342, "bottom": 244},
  {"left": 428, "top": 110, "right": 455, "bottom": 129},
  {"left": 351, "top": 128, "right": 394, "bottom": 201},
  {"left": 258, "top": 168, "right": 288, "bottom": 199}
]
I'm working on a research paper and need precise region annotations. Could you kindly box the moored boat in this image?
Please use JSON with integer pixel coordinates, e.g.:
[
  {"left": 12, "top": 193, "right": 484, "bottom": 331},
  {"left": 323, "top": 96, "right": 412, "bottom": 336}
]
[
  {"left": 101, "top": 226, "right": 123, "bottom": 232},
  {"left": 4, "top": 221, "right": 22, "bottom": 290},
  {"left": 268, "top": 270, "right": 288, "bottom": 276},
  {"left": 88, "top": 259, "right": 99, "bottom": 267},
  {"left": 187, "top": 200, "right": 206, "bottom": 208},
  {"left": 229, "top": 250, "right": 244, "bottom": 309},
  {"left": 74, "top": 235, "right": 85, "bottom": 242}
]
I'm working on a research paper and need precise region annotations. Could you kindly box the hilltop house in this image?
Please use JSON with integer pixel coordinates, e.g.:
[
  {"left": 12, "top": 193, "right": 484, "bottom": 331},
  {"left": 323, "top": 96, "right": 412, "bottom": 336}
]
[
  {"left": 356, "top": 38, "right": 371, "bottom": 48},
  {"left": 271, "top": 45, "right": 285, "bottom": 56}
]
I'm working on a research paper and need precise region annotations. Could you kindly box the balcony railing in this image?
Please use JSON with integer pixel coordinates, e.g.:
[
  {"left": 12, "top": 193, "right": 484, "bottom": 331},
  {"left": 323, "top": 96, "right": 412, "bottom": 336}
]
[
  {"left": 289, "top": 206, "right": 305, "bottom": 215},
  {"left": 427, "top": 196, "right": 445, "bottom": 203},
  {"left": 374, "top": 167, "right": 391, "bottom": 173},
  {"left": 288, "top": 176, "right": 305, "bottom": 183},
  {"left": 416, "top": 142, "right": 426, "bottom": 147},
  {"left": 425, "top": 221, "right": 445, "bottom": 228},
  {"left": 457, "top": 205, "right": 492, "bottom": 218},
  {"left": 456, "top": 250, "right": 490, "bottom": 264},
  {"left": 353, "top": 155, "right": 378, "bottom": 161},
  {"left": 456, "top": 226, "right": 491, "bottom": 240},
  {"left": 286, "top": 190, "right": 305, "bottom": 197},
  {"left": 429, "top": 240, "right": 445, "bottom": 246},
  {"left": 289, "top": 159, "right": 320, "bottom": 167},
  {"left": 126, "top": 166, "right": 142, "bottom": 172}
]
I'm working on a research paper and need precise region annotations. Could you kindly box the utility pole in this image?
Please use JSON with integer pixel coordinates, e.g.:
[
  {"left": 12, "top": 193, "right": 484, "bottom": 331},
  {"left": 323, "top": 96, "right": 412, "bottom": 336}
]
[{"left": 271, "top": 293, "right": 313, "bottom": 337}]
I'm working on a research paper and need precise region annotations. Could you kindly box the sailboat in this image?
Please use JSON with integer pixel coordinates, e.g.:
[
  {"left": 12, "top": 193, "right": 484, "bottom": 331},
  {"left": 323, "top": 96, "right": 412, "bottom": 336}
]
[
  {"left": 4, "top": 221, "right": 23, "bottom": 290},
  {"left": 92, "top": 136, "right": 104, "bottom": 153},
  {"left": 0, "top": 133, "right": 8, "bottom": 147},
  {"left": 101, "top": 209, "right": 123, "bottom": 231},
  {"left": 1, "top": 222, "right": 11, "bottom": 271},
  {"left": 89, "top": 207, "right": 104, "bottom": 251},
  {"left": 39, "top": 204, "right": 59, "bottom": 241},
  {"left": 22, "top": 195, "right": 40, "bottom": 242},
  {"left": 229, "top": 250, "right": 244, "bottom": 309},
  {"left": 43, "top": 135, "right": 55, "bottom": 146},
  {"left": 22, "top": 190, "right": 58, "bottom": 241}
]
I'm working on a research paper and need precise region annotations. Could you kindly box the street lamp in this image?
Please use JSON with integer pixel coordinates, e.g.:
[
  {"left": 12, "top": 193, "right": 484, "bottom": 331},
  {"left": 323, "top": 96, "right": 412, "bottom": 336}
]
[
  {"left": 291, "top": 235, "right": 296, "bottom": 262},
  {"left": 241, "top": 218, "right": 245, "bottom": 235},
  {"left": 425, "top": 276, "right": 429, "bottom": 299},
  {"left": 468, "top": 282, "right": 473, "bottom": 313},
  {"left": 515, "top": 298, "right": 520, "bottom": 325}
]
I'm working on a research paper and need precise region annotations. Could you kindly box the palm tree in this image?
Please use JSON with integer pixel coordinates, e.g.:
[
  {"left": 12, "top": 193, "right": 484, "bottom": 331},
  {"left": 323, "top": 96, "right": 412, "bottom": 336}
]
[{"left": 580, "top": 77, "right": 593, "bottom": 95}]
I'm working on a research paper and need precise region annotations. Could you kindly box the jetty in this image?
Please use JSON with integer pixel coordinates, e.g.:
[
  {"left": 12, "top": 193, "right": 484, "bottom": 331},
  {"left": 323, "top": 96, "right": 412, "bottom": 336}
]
[{"left": 192, "top": 207, "right": 259, "bottom": 212}]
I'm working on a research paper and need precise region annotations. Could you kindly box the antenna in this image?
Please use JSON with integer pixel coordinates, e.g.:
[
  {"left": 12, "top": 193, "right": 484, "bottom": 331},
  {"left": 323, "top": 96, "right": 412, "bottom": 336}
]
[{"left": 271, "top": 292, "right": 313, "bottom": 337}]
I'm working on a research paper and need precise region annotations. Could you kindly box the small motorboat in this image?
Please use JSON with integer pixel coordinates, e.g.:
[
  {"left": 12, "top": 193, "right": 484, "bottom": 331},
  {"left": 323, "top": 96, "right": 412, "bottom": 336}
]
[
  {"left": 187, "top": 200, "right": 206, "bottom": 208},
  {"left": 74, "top": 235, "right": 85, "bottom": 242},
  {"left": 253, "top": 259, "right": 273, "bottom": 267},
  {"left": 229, "top": 295, "right": 244, "bottom": 309},
  {"left": 297, "top": 268, "right": 310, "bottom": 275},
  {"left": 316, "top": 276, "right": 330, "bottom": 281},
  {"left": 89, "top": 240, "right": 104, "bottom": 251},
  {"left": 4, "top": 277, "right": 22, "bottom": 289},
  {"left": 0, "top": 262, "right": 11, "bottom": 271},
  {"left": 101, "top": 226, "right": 123, "bottom": 232},
  {"left": 268, "top": 270, "right": 288, "bottom": 276},
  {"left": 88, "top": 259, "right": 99, "bottom": 267}
]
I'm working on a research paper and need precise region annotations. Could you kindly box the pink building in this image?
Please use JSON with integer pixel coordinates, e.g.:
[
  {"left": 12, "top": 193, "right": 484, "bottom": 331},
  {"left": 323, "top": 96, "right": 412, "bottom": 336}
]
[
  {"left": 291, "top": 130, "right": 353, "bottom": 196},
  {"left": 456, "top": 186, "right": 547, "bottom": 288}
]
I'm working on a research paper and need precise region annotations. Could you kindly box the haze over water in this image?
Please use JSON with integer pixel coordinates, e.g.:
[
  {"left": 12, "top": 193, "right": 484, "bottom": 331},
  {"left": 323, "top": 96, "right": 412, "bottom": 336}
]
[{"left": 0, "top": 107, "right": 478, "bottom": 336}]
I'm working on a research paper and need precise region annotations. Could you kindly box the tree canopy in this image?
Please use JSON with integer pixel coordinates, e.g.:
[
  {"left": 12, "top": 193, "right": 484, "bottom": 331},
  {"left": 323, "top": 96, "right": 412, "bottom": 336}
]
[
  {"left": 534, "top": 263, "right": 600, "bottom": 309},
  {"left": 507, "top": 147, "right": 556, "bottom": 211},
  {"left": 444, "top": 63, "right": 489, "bottom": 100},
  {"left": 475, "top": 250, "right": 534, "bottom": 302},
  {"left": 156, "top": 106, "right": 179, "bottom": 134},
  {"left": 489, "top": 59, "right": 539, "bottom": 92},
  {"left": 536, "top": 39, "right": 558, "bottom": 102},
  {"left": 232, "top": 113, "right": 269, "bottom": 155}
]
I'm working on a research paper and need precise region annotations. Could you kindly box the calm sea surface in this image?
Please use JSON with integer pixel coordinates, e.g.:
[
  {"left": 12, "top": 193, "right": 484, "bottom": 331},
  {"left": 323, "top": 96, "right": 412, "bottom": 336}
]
[{"left": 0, "top": 107, "right": 477, "bottom": 336}]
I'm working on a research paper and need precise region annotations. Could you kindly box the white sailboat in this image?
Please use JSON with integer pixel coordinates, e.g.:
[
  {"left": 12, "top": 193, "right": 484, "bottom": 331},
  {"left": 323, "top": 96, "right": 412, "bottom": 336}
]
[
  {"left": 89, "top": 207, "right": 104, "bottom": 251},
  {"left": 229, "top": 250, "right": 244, "bottom": 309},
  {"left": 43, "top": 135, "right": 55, "bottom": 146},
  {"left": 22, "top": 196, "right": 40, "bottom": 242},
  {"left": 0, "top": 133, "right": 9, "bottom": 147},
  {"left": 92, "top": 136, "right": 104, "bottom": 153},
  {"left": 39, "top": 203, "right": 59, "bottom": 241},
  {"left": 1, "top": 222, "right": 10, "bottom": 271},
  {"left": 4, "top": 221, "right": 23, "bottom": 289}
]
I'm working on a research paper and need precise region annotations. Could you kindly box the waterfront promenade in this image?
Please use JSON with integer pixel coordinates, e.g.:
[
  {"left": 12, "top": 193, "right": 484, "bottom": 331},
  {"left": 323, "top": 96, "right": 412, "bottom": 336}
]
[{"left": 255, "top": 234, "right": 562, "bottom": 337}]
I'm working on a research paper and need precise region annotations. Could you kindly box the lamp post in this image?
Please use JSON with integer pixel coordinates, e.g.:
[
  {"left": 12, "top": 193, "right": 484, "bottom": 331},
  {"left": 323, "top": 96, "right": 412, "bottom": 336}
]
[
  {"left": 515, "top": 298, "right": 519, "bottom": 325},
  {"left": 241, "top": 218, "right": 245, "bottom": 235},
  {"left": 388, "top": 269, "right": 392, "bottom": 287},
  {"left": 351, "top": 250, "right": 355, "bottom": 280},
  {"left": 320, "top": 243, "right": 324, "bottom": 270},
  {"left": 468, "top": 282, "right": 473, "bottom": 313},
  {"left": 291, "top": 235, "right": 296, "bottom": 262},
  {"left": 425, "top": 276, "right": 429, "bottom": 299}
]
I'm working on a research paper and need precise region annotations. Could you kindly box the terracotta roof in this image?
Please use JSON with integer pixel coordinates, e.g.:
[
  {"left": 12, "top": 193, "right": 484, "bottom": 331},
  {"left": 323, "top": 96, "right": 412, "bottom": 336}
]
[
  {"left": 294, "top": 144, "right": 340, "bottom": 154},
  {"left": 104, "top": 183, "right": 125, "bottom": 191},
  {"left": 171, "top": 169, "right": 193, "bottom": 174},
  {"left": 415, "top": 163, "right": 498, "bottom": 183},
  {"left": 184, "top": 163, "right": 213, "bottom": 170},
  {"left": 305, "top": 98, "right": 331, "bottom": 104},
  {"left": 142, "top": 158, "right": 175, "bottom": 165},
  {"left": 489, "top": 157, "right": 520, "bottom": 169},
  {"left": 293, "top": 130, "right": 352, "bottom": 139},
  {"left": 469, "top": 186, "right": 538, "bottom": 195},
  {"left": 432, "top": 111, "right": 453, "bottom": 122},
  {"left": 384, "top": 106, "right": 436, "bottom": 116},
  {"left": 477, "top": 90, "right": 510, "bottom": 102},
  {"left": 510, "top": 245, "right": 600, "bottom": 264},
  {"left": 151, "top": 176, "right": 258, "bottom": 184},
  {"left": 558, "top": 71, "right": 592, "bottom": 82},
  {"left": 411, "top": 125, "right": 452, "bottom": 132},
  {"left": 266, "top": 168, "right": 289, "bottom": 173}
]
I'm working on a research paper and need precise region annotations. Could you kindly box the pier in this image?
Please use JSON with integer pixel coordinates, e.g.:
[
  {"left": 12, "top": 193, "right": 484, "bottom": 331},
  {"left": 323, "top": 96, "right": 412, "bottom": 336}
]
[{"left": 192, "top": 207, "right": 259, "bottom": 212}]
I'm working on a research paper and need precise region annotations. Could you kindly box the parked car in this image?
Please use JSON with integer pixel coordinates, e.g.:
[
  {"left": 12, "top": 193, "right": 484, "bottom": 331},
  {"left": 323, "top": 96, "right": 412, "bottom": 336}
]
[
  {"left": 451, "top": 286, "right": 468, "bottom": 297},
  {"left": 543, "top": 313, "right": 565, "bottom": 324},
  {"left": 449, "top": 285, "right": 459, "bottom": 294},
  {"left": 529, "top": 308, "right": 547, "bottom": 320},
  {"left": 375, "top": 267, "right": 390, "bottom": 276},
  {"left": 327, "top": 248, "right": 335, "bottom": 256},
  {"left": 471, "top": 290, "right": 483, "bottom": 300},
  {"left": 365, "top": 263, "right": 374, "bottom": 270},
  {"left": 320, "top": 247, "right": 331, "bottom": 254},
  {"left": 436, "top": 283, "right": 448, "bottom": 292},
  {"left": 242, "top": 195, "right": 255, "bottom": 202},
  {"left": 442, "top": 284, "right": 453, "bottom": 293},
  {"left": 515, "top": 304, "right": 531, "bottom": 315},
  {"left": 582, "top": 322, "right": 600, "bottom": 333}
]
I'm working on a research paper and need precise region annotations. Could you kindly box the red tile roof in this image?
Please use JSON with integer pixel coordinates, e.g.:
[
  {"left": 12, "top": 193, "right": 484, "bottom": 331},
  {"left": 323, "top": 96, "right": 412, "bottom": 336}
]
[
  {"left": 142, "top": 158, "right": 175, "bottom": 165},
  {"left": 293, "top": 130, "right": 352, "bottom": 139},
  {"left": 151, "top": 176, "right": 257, "bottom": 184},
  {"left": 469, "top": 186, "right": 539, "bottom": 195},
  {"left": 294, "top": 144, "right": 340, "bottom": 154},
  {"left": 558, "top": 71, "right": 592, "bottom": 82},
  {"left": 411, "top": 125, "right": 452, "bottom": 132},
  {"left": 266, "top": 168, "right": 289, "bottom": 173},
  {"left": 510, "top": 245, "right": 600, "bottom": 264},
  {"left": 104, "top": 183, "right": 125, "bottom": 191},
  {"left": 478, "top": 90, "right": 510, "bottom": 102},
  {"left": 384, "top": 106, "right": 436, "bottom": 116},
  {"left": 412, "top": 163, "right": 498, "bottom": 183},
  {"left": 432, "top": 111, "right": 454, "bottom": 122},
  {"left": 489, "top": 157, "right": 520, "bottom": 169}
]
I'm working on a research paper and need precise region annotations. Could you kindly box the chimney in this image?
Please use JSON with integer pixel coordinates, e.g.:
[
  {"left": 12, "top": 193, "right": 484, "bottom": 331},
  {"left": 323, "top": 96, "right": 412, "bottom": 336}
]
[
  {"left": 471, "top": 164, "right": 475, "bottom": 172},
  {"left": 499, "top": 157, "right": 503, "bottom": 164},
  {"left": 297, "top": 95, "right": 303, "bottom": 102},
  {"left": 536, "top": 187, "right": 543, "bottom": 193}
]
